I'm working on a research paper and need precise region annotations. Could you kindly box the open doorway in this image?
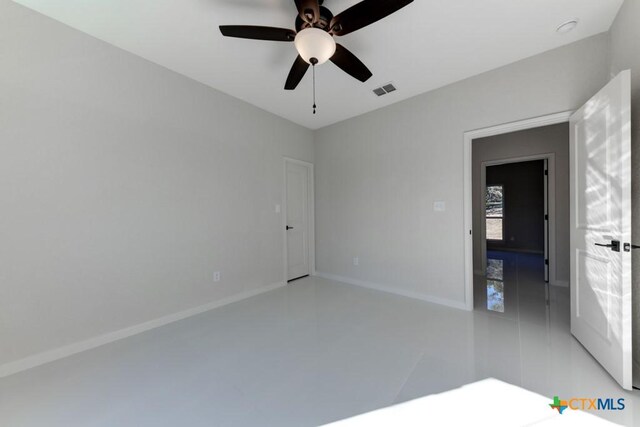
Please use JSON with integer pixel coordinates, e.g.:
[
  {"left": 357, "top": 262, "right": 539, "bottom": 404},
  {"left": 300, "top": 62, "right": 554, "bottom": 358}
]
[
  {"left": 481, "top": 158, "right": 549, "bottom": 282},
  {"left": 463, "top": 73, "right": 632, "bottom": 389},
  {"left": 475, "top": 158, "right": 549, "bottom": 315},
  {"left": 468, "top": 122, "right": 569, "bottom": 317}
]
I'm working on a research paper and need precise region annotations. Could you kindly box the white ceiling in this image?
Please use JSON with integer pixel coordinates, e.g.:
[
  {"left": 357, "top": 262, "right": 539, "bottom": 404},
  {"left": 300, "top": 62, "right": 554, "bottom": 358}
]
[{"left": 13, "top": 0, "right": 623, "bottom": 130}]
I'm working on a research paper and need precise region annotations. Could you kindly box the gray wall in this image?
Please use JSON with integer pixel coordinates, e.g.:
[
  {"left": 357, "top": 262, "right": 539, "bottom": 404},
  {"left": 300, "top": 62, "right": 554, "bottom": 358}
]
[
  {"left": 472, "top": 124, "right": 569, "bottom": 283},
  {"left": 485, "top": 160, "right": 545, "bottom": 254},
  {"left": 0, "top": 1, "right": 313, "bottom": 367},
  {"left": 314, "top": 34, "right": 609, "bottom": 306},
  {"left": 3, "top": 0, "right": 637, "bottom": 378},
  {"left": 608, "top": 0, "right": 640, "bottom": 388}
]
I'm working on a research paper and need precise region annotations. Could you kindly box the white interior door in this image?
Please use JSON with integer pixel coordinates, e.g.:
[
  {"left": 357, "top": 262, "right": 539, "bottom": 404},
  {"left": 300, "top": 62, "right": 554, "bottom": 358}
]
[
  {"left": 570, "top": 70, "right": 632, "bottom": 390},
  {"left": 285, "top": 160, "right": 310, "bottom": 281}
]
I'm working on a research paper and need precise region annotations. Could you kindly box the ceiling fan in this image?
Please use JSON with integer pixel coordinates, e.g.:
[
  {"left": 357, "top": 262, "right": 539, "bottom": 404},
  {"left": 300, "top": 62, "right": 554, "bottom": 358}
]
[{"left": 219, "top": 0, "right": 414, "bottom": 92}]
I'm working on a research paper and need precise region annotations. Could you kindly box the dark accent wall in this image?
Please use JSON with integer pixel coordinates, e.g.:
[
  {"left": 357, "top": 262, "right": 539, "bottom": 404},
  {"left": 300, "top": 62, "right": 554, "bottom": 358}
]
[{"left": 486, "top": 160, "right": 545, "bottom": 253}]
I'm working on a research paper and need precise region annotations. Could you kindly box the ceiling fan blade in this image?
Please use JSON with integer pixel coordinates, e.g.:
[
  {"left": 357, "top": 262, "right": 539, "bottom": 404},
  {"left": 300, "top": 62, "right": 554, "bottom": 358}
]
[
  {"left": 219, "top": 25, "right": 296, "bottom": 42},
  {"left": 330, "top": 0, "right": 413, "bottom": 36},
  {"left": 294, "top": 0, "right": 321, "bottom": 24},
  {"left": 330, "top": 44, "right": 372, "bottom": 82},
  {"left": 285, "top": 55, "right": 310, "bottom": 90}
]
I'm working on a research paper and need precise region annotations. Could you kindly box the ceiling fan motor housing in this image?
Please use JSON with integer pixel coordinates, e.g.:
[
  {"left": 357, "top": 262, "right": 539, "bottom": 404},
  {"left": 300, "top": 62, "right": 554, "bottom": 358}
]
[{"left": 296, "top": 6, "right": 334, "bottom": 32}]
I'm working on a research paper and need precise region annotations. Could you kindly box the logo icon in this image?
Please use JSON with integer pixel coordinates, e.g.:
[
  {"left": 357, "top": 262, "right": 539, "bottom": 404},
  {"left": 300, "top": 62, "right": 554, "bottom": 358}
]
[
  {"left": 549, "top": 395, "right": 625, "bottom": 414},
  {"left": 549, "top": 396, "right": 568, "bottom": 414}
]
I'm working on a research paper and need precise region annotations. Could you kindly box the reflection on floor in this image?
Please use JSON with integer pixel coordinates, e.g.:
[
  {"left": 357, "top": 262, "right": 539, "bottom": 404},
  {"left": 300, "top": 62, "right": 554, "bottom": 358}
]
[
  {"left": 1, "top": 264, "right": 638, "bottom": 426},
  {"left": 475, "top": 251, "right": 557, "bottom": 324},
  {"left": 485, "top": 257, "right": 506, "bottom": 312}
]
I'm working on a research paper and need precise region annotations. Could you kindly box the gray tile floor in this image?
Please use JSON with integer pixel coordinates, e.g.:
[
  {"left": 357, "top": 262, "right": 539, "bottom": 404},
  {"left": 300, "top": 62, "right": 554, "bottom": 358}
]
[{"left": 1, "top": 253, "right": 638, "bottom": 426}]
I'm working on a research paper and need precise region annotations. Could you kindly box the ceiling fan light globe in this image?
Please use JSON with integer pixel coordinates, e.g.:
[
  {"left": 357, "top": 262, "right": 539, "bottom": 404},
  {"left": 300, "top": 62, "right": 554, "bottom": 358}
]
[{"left": 294, "top": 28, "right": 336, "bottom": 65}]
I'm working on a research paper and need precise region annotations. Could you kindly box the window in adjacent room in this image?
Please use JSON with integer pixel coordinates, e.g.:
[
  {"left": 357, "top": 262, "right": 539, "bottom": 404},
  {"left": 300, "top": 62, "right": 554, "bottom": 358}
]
[{"left": 486, "top": 185, "right": 504, "bottom": 241}]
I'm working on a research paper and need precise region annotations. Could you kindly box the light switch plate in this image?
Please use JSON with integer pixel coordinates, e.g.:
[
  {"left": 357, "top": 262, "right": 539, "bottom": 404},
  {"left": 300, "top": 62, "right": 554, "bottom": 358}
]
[{"left": 434, "top": 201, "right": 446, "bottom": 212}]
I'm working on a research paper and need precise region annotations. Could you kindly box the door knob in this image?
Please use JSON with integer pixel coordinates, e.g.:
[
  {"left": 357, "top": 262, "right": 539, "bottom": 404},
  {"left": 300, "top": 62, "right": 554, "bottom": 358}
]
[
  {"left": 595, "top": 240, "right": 620, "bottom": 252},
  {"left": 623, "top": 243, "right": 640, "bottom": 251},
  {"left": 286, "top": 225, "right": 294, "bottom": 230}
]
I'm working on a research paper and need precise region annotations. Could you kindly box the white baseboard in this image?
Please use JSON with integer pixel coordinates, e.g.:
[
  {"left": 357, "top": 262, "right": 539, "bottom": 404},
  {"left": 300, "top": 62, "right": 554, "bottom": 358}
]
[
  {"left": 0, "top": 281, "right": 286, "bottom": 379},
  {"left": 314, "top": 272, "right": 467, "bottom": 311}
]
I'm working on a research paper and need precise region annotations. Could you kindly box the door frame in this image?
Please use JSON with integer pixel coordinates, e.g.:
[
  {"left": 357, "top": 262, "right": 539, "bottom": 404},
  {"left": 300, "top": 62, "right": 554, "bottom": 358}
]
[
  {"left": 463, "top": 111, "right": 572, "bottom": 311},
  {"left": 479, "top": 153, "right": 556, "bottom": 285},
  {"left": 283, "top": 157, "right": 315, "bottom": 282}
]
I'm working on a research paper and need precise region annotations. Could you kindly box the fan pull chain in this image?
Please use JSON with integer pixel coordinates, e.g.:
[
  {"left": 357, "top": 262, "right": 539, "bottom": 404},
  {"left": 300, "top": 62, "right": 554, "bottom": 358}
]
[{"left": 312, "top": 63, "right": 317, "bottom": 115}]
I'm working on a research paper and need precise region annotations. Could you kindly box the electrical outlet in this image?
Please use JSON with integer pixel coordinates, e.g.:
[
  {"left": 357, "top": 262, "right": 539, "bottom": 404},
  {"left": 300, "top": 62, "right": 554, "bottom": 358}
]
[
  {"left": 213, "top": 272, "right": 221, "bottom": 282},
  {"left": 353, "top": 257, "right": 359, "bottom": 266}
]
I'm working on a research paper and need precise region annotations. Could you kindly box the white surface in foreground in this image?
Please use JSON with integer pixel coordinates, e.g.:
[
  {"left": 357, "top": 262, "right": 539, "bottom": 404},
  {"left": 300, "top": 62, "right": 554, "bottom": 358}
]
[{"left": 324, "top": 378, "right": 619, "bottom": 426}]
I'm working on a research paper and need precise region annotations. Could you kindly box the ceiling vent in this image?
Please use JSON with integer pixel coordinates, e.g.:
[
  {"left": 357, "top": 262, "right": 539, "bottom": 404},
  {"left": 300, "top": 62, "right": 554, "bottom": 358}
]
[
  {"left": 372, "top": 82, "right": 397, "bottom": 97},
  {"left": 382, "top": 83, "right": 396, "bottom": 93},
  {"left": 373, "top": 87, "right": 386, "bottom": 96}
]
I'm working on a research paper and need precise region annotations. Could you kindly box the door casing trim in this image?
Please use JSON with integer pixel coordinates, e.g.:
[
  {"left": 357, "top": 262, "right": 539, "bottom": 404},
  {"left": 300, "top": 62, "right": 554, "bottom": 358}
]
[{"left": 463, "top": 111, "right": 573, "bottom": 311}]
